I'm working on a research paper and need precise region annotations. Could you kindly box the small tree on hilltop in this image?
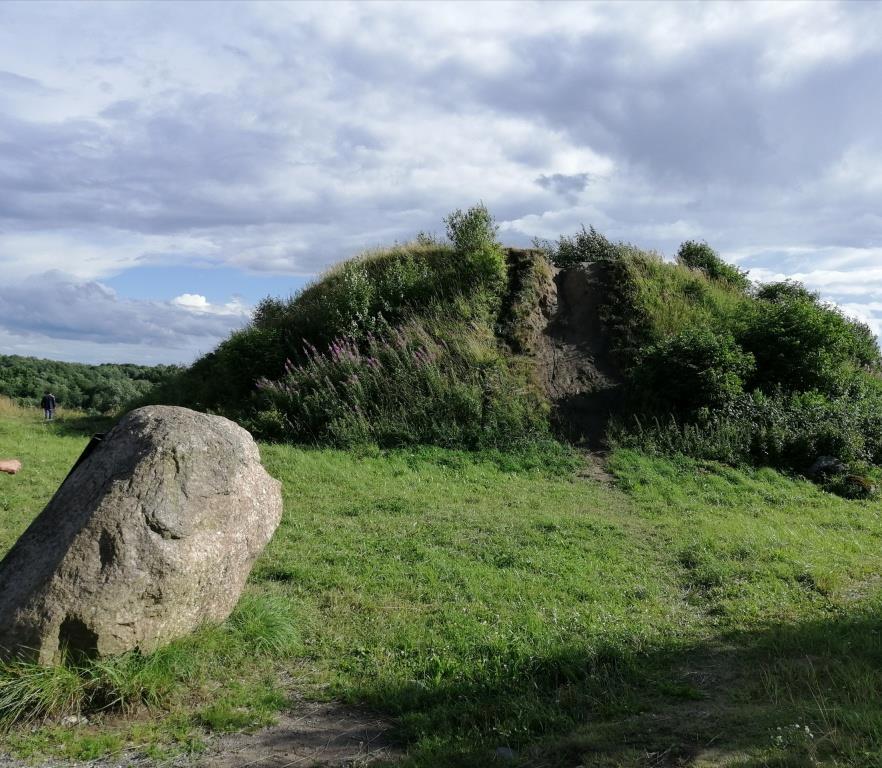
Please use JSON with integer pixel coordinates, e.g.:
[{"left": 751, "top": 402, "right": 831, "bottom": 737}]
[
  {"left": 444, "top": 203, "right": 506, "bottom": 292},
  {"left": 534, "top": 225, "right": 619, "bottom": 268}
]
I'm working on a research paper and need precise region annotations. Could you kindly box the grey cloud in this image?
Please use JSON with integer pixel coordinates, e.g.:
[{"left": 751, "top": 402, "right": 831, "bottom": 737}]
[
  {"left": 535, "top": 173, "right": 592, "bottom": 200},
  {"left": 468, "top": 33, "right": 882, "bottom": 190},
  {"left": 0, "top": 272, "right": 248, "bottom": 348},
  {"left": 0, "top": 97, "right": 302, "bottom": 234},
  {"left": 282, "top": 5, "right": 882, "bottom": 263},
  {"left": 0, "top": 69, "right": 45, "bottom": 91},
  {"left": 100, "top": 99, "right": 139, "bottom": 119},
  {"left": 335, "top": 124, "right": 385, "bottom": 152}
]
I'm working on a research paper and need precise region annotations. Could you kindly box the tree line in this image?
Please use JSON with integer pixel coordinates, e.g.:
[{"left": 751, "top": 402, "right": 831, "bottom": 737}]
[{"left": 0, "top": 355, "right": 181, "bottom": 414}]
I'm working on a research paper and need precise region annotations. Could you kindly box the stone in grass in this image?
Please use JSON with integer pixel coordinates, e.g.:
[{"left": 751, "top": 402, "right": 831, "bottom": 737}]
[
  {"left": 0, "top": 406, "right": 283, "bottom": 665},
  {"left": 807, "top": 455, "right": 847, "bottom": 480}
]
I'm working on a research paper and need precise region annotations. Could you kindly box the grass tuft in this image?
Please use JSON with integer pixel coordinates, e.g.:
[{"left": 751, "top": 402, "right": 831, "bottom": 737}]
[
  {"left": 227, "top": 593, "right": 301, "bottom": 655},
  {"left": 0, "top": 661, "right": 85, "bottom": 729}
]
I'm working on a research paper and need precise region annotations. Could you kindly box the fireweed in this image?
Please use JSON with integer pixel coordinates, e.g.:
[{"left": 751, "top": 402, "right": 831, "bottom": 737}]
[{"left": 257, "top": 321, "right": 548, "bottom": 448}]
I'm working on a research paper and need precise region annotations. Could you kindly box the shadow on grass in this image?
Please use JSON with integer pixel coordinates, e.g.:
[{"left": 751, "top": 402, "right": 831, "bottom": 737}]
[
  {"left": 359, "top": 610, "right": 882, "bottom": 767},
  {"left": 46, "top": 413, "right": 115, "bottom": 438}
]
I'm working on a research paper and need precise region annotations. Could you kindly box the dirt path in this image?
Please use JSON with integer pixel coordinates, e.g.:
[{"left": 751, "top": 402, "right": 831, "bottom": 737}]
[
  {"left": 189, "top": 702, "right": 400, "bottom": 768},
  {"left": 0, "top": 702, "right": 399, "bottom": 768}
]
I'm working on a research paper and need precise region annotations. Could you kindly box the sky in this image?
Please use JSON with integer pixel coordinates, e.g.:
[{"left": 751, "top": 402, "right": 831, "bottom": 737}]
[{"left": 1, "top": 0, "right": 881, "bottom": 365}]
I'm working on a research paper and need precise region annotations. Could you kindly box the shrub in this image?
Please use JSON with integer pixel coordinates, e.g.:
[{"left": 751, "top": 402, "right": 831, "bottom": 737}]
[
  {"left": 676, "top": 241, "right": 750, "bottom": 291},
  {"left": 631, "top": 329, "right": 755, "bottom": 413},
  {"left": 752, "top": 283, "right": 879, "bottom": 374},
  {"left": 754, "top": 280, "right": 817, "bottom": 304},
  {"left": 613, "top": 378, "right": 882, "bottom": 477},
  {"left": 444, "top": 203, "right": 507, "bottom": 295},
  {"left": 737, "top": 289, "right": 879, "bottom": 395},
  {"left": 534, "top": 225, "right": 620, "bottom": 268}
]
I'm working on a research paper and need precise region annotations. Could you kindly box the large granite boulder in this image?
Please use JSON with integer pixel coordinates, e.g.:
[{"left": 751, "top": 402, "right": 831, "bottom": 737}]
[{"left": 0, "top": 406, "right": 283, "bottom": 664}]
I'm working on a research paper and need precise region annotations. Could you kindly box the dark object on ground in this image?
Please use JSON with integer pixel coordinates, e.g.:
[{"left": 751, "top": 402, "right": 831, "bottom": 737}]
[
  {"left": 807, "top": 455, "right": 848, "bottom": 480},
  {"left": 828, "top": 473, "right": 877, "bottom": 500},
  {"left": 0, "top": 405, "right": 283, "bottom": 664}
]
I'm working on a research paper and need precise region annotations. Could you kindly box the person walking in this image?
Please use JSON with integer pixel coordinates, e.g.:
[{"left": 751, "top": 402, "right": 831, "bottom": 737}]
[{"left": 41, "top": 391, "right": 56, "bottom": 421}]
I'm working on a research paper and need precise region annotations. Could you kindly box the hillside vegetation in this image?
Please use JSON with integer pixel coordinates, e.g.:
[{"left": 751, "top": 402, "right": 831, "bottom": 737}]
[
  {"left": 544, "top": 229, "right": 882, "bottom": 494},
  {"left": 0, "top": 355, "right": 179, "bottom": 414},
  {"left": 148, "top": 206, "right": 550, "bottom": 449},
  {"left": 144, "top": 206, "right": 882, "bottom": 495}
]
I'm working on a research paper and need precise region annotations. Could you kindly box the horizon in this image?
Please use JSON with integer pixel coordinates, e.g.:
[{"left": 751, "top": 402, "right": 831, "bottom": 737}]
[{"left": 2, "top": 1, "right": 881, "bottom": 365}]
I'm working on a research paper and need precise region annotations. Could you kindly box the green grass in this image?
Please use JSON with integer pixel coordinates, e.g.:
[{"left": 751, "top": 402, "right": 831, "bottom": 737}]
[
  {"left": 599, "top": 251, "right": 749, "bottom": 367},
  {"left": 1, "top": 403, "right": 882, "bottom": 765}
]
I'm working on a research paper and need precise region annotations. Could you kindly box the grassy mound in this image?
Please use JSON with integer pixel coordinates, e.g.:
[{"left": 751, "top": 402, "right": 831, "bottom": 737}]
[
  {"left": 147, "top": 206, "right": 552, "bottom": 449},
  {"left": 142, "top": 208, "right": 882, "bottom": 492}
]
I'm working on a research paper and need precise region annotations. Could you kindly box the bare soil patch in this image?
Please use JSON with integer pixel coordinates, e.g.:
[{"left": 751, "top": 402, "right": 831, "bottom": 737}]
[
  {"left": 0, "top": 702, "right": 399, "bottom": 768},
  {"left": 190, "top": 702, "right": 399, "bottom": 768}
]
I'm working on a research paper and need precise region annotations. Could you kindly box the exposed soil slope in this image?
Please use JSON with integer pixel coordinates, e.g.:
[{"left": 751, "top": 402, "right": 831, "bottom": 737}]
[{"left": 532, "top": 262, "right": 622, "bottom": 447}]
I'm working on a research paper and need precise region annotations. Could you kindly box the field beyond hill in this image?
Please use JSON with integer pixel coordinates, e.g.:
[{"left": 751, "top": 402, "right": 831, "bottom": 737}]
[{"left": 1, "top": 401, "right": 881, "bottom": 766}]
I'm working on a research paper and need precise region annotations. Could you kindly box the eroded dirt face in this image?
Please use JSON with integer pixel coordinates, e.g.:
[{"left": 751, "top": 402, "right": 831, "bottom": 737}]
[{"left": 534, "top": 264, "right": 623, "bottom": 447}]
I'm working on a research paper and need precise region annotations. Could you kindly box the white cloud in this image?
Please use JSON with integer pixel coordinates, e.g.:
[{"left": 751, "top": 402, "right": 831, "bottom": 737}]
[
  {"left": 172, "top": 293, "right": 210, "bottom": 311},
  {"left": 172, "top": 293, "right": 249, "bottom": 316}
]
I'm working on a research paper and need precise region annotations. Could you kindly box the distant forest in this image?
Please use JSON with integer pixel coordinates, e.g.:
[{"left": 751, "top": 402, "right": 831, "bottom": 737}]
[{"left": 0, "top": 355, "right": 180, "bottom": 414}]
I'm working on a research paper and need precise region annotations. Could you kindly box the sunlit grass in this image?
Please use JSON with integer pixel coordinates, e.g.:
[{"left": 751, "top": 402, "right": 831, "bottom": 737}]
[{"left": 1, "top": 406, "right": 881, "bottom": 765}]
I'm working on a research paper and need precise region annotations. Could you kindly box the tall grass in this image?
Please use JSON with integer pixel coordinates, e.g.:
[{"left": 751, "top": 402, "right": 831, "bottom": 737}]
[
  {"left": 0, "top": 594, "right": 299, "bottom": 731},
  {"left": 610, "top": 382, "right": 882, "bottom": 496},
  {"left": 257, "top": 313, "right": 549, "bottom": 448},
  {"left": 0, "top": 396, "right": 24, "bottom": 418}
]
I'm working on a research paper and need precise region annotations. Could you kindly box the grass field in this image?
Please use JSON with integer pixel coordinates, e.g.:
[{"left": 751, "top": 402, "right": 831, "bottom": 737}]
[{"left": 1, "top": 401, "right": 881, "bottom": 766}]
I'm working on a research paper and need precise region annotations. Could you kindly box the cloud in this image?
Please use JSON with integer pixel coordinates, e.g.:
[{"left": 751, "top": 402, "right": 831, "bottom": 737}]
[
  {"left": 0, "top": 272, "right": 250, "bottom": 363},
  {"left": 0, "top": 1, "right": 880, "bottom": 362},
  {"left": 171, "top": 293, "right": 248, "bottom": 315},
  {"left": 535, "top": 173, "right": 593, "bottom": 202}
]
